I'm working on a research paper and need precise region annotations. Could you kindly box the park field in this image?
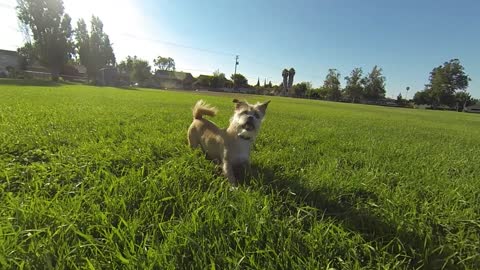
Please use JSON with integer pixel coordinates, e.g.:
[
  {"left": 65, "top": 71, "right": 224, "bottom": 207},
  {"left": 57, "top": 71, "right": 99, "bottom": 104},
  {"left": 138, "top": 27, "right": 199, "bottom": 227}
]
[{"left": 0, "top": 79, "right": 479, "bottom": 269}]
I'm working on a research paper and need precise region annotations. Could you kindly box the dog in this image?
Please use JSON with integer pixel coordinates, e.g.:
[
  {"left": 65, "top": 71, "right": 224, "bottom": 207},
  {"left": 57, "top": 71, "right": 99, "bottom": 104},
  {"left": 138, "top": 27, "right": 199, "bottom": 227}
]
[{"left": 187, "top": 99, "right": 270, "bottom": 185}]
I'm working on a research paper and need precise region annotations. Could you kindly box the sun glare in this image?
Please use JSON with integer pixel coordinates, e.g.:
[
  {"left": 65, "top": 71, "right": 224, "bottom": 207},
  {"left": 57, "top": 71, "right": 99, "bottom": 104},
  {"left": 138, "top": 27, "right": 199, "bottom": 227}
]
[
  {"left": 63, "top": 0, "right": 141, "bottom": 35},
  {"left": 62, "top": 0, "right": 171, "bottom": 63}
]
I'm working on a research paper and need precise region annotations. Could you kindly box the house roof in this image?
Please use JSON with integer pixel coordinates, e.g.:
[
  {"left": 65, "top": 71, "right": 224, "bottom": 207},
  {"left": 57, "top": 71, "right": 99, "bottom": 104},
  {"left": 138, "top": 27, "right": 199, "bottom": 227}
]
[
  {"left": 155, "top": 70, "right": 193, "bottom": 80},
  {"left": 0, "top": 49, "right": 18, "bottom": 57},
  {"left": 466, "top": 103, "right": 480, "bottom": 109}
]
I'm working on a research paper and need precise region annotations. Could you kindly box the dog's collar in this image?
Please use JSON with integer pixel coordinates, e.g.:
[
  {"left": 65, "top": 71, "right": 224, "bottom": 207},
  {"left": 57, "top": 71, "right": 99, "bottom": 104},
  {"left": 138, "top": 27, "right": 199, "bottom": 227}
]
[{"left": 238, "top": 134, "right": 252, "bottom": 141}]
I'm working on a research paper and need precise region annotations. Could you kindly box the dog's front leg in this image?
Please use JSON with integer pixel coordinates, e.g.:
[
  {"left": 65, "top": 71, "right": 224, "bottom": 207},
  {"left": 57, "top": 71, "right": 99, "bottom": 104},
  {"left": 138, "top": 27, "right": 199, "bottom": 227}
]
[{"left": 222, "top": 161, "right": 237, "bottom": 186}]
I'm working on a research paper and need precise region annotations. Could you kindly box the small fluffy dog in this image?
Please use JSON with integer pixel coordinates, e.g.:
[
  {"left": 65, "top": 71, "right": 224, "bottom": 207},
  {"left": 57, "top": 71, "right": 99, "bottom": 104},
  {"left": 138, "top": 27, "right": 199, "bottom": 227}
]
[{"left": 188, "top": 99, "right": 270, "bottom": 185}]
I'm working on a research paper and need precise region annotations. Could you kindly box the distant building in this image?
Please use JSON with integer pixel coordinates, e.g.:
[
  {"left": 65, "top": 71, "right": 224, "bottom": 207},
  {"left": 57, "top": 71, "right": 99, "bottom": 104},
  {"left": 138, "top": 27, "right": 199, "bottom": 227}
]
[
  {"left": 464, "top": 103, "right": 480, "bottom": 113},
  {"left": 193, "top": 74, "right": 213, "bottom": 89},
  {"left": 0, "top": 49, "right": 19, "bottom": 76},
  {"left": 154, "top": 70, "right": 194, "bottom": 89}
]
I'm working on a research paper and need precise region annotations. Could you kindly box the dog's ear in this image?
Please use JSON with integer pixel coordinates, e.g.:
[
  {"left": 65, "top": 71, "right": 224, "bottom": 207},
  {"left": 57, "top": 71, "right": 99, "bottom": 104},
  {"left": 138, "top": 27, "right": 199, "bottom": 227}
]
[
  {"left": 257, "top": 100, "right": 271, "bottom": 114},
  {"left": 233, "top": 99, "right": 248, "bottom": 110}
]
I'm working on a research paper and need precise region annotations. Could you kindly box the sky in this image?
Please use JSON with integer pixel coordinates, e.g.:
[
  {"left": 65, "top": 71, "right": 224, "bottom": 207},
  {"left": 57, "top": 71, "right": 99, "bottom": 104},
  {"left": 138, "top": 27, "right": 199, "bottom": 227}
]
[{"left": 1, "top": 0, "right": 479, "bottom": 98}]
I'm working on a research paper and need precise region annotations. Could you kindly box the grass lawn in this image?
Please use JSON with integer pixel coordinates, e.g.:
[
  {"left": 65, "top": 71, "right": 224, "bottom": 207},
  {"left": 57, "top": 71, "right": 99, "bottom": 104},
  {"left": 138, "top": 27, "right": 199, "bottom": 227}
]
[{"left": 1, "top": 79, "right": 479, "bottom": 269}]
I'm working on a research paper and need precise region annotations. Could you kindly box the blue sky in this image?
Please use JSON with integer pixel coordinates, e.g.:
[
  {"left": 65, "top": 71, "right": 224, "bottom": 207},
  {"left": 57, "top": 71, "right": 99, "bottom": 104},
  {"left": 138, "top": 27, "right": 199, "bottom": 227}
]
[{"left": 1, "top": 0, "right": 479, "bottom": 98}]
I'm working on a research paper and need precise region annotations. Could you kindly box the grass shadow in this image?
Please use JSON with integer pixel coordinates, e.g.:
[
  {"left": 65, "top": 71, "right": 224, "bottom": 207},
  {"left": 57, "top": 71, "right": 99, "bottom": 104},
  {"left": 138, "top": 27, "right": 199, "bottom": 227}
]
[
  {"left": 0, "top": 78, "right": 62, "bottom": 87},
  {"left": 0, "top": 78, "right": 81, "bottom": 87},
  {"left": 112, "top": 85, "right": 142, "bottom": 91},
  {"left": 249, "top": 164, "right": 456, "bottom": 269}
]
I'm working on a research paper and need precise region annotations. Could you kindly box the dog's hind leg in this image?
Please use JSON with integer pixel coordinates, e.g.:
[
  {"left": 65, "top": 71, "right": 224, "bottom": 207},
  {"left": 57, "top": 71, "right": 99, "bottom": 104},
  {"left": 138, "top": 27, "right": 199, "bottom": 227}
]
[{"left": 187, "top": 129, "right": 200, "bottom": 149}]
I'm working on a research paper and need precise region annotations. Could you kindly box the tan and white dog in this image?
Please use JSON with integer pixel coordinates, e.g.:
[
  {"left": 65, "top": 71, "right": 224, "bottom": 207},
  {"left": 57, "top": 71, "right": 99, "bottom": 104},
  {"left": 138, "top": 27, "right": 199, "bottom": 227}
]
[{"left": 187, "top": 99, "right": 270, "bottom": 185}]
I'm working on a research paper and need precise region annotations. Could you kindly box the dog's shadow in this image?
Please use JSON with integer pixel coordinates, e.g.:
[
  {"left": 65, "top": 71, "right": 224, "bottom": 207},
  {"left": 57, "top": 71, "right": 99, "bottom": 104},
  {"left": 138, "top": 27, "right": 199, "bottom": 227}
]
[{"left": 246, "top": 164, "right": 455, "bottom": 269}]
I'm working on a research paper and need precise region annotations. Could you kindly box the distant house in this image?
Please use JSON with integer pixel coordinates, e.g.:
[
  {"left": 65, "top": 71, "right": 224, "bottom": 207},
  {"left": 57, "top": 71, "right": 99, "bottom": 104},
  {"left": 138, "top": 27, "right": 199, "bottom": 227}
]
[
  {"left": 464, "top": 103, "right": 480, "bottom": 113},
  {"left": 193, "top": 74, "right": 213, "bottom": 89},
  {"left": 0, "top": 49, "right": 19, "bottom": 76},
  {"left": 74, "top": 64, "right": 87, "bottom": 76},
  {"left": 154, "top": 70, "right": 194, "bottom": 89}
]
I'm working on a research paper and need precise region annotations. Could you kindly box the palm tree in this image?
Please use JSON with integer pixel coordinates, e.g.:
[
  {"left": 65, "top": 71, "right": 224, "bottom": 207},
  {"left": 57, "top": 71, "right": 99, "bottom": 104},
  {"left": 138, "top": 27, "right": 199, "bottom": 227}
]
[
  {"left": 282, "top": 68, "right": 288, "bottom": 96},
  {"left": 287, "top": 68, "right": 295, "bottom": 90}
]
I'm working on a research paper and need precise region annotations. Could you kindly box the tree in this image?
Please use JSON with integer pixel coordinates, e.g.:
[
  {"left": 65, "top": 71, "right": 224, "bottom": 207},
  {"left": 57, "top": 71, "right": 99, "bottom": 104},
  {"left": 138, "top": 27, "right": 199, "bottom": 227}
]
[
  {"left": 75, "top": 19, "right": 90, "bottom": 73},
  {"left": 396, "top": 93, "right": 406, "bottom": 105},
  {"left": 426, "top": 59, "right": 470, "bottom": 107},
  {"left": 256, "top": 77, "right": 260, "bottom": 87},
  {"left": 323, "top": 69, "right": 342, "bottom": 101},
  {"left": 287, "top": 68, "right": 296, "bottom": 89},
  {"left": 282, "top": 68, "right": 288, "bottom": 96},
  {"left": 292, "top": 82, "right": 310, "bottom": 97},
  {"left": 211, "top": 70, "right": 226, "bottom": 88},
  {"left": 363, "top": 66, "right": 386, "bottom": 100},
  {"left": 17, "top": 0, "right": 74, "bottom": 80},
  {"left": 455, "top": 91, "right": 473, "bottom": 111},
  {"left": 231, "top": 73, "right": 248, "bottom": 88},
  {"left": 17, "top": 42, "right": 36, "bottom": 70},
  {"left": 118, "top": 56, "right": 151, "bottom": 85},
  {"left": 75, "top": 16, "right": 116, "bottom": 82},
  {"left": 344, "top": 67, "right": 364, "bottom": 103},
  {"left": 153, "top": 56, "right": 175, "bottom": 71},
  {"left": 413, "top": 90, "right": 431, "bottom": 105}
]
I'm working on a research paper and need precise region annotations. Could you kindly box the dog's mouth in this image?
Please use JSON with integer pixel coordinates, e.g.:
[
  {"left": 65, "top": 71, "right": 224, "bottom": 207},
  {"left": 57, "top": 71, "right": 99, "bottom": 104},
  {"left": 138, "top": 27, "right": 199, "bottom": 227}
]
[{"left": 242, "top": 122, "right": 255, "bottom": 131}]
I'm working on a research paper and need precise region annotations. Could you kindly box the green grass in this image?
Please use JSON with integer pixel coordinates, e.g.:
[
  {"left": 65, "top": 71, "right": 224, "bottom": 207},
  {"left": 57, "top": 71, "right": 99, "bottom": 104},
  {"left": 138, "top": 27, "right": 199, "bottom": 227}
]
[{"left": 1, "top": 79, "right": 479, "bottom": 269}]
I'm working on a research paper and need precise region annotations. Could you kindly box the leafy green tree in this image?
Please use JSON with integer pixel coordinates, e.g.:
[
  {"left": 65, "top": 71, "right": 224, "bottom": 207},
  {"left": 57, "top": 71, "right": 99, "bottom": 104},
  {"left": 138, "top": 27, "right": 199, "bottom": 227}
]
[
  {"left": 153, "top": 56, "right": 175, "bottom": 71},
  {"left": 256, "top": 78, "right": 260, "bottom": 87},
  {"left": 231, "top": 73, "right": 248, "bottom": 88},
  {"left": 455, "top": 91, "right": 473, "bottom": 111},
  {"left": 426, "top": 59, "right": 470, "bottom": 107},
  {"left": 363, "top": 66, "right": 386, "bottom": 100},
  {"left": 344, "top": 68, "right": 364, "bottom": 103},
  {"left": 211, "top": 70, "right": 226, "bottom": 88},
  {"left": 281, "top": 68, "right": 289, "bottom": 95},
  {"left": 413, "top": 90, "right": 431, "bottom": 105},
  {"left": 292, "top": 82, "right": 310, "bottom": 97},
  {"left": 132, "top": 59, "right": 151, "bottom": 85},
  {"left": 323, "top": 69, "right": 342, "bottom": 101},
  {"left": 306, "top": 88, "right": 317, "bottom": 99},
  {"left": 118, "top": 56, "right": 151, "bottom": 85},
  {"left": 17, "top": 42, "right": 36, "bottom": 70},
  {"left": 17, "top": 0, "right": 74, "bottom": 80},
  {"left": 287, "top": 68, "right": 296, "bottom": 89},
  {"left": 75, "top": 19, "right": 90, "bottom": 71},
  {"left": 396, "top": 93, "right": 406, "bottom": 105},
  {"left": 75, "top": 16, "right": 116, "bottom": 81}
]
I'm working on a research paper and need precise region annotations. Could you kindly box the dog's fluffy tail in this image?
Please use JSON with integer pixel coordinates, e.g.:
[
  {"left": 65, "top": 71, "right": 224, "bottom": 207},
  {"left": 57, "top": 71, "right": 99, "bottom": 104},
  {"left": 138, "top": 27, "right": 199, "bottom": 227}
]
[{"left": 193, "top": 100, "right": 217, "bottom": 120}]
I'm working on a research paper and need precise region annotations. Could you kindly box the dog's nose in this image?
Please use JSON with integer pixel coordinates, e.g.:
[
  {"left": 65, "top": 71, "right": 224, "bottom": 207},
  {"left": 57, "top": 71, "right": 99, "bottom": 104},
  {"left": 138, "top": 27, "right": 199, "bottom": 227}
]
[{"left": 247, "top": 115, "right": 254, "bottom": 121}]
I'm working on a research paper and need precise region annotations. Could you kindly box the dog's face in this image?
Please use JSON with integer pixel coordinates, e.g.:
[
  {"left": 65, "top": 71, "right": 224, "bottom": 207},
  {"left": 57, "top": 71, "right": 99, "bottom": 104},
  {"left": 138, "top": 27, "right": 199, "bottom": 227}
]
[{"left": 230, "top": 99, "right": 270, "bottom": 139}]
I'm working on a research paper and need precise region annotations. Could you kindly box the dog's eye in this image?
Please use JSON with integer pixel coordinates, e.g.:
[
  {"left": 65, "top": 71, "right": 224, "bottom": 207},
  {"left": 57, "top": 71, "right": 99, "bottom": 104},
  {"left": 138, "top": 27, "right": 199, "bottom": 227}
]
[
  {"left": 240, "top": 111, "right": 247, "bottom": 115},
  {"left": 254, "top": 112, "right": 260, "bottom": 119}
]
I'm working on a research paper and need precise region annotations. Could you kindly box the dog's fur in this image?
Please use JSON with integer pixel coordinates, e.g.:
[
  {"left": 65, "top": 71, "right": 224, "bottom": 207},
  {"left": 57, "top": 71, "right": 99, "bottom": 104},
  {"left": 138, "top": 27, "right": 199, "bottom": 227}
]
[{"left": 187, "top": 99, "right": 270, "bottom": 185}]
